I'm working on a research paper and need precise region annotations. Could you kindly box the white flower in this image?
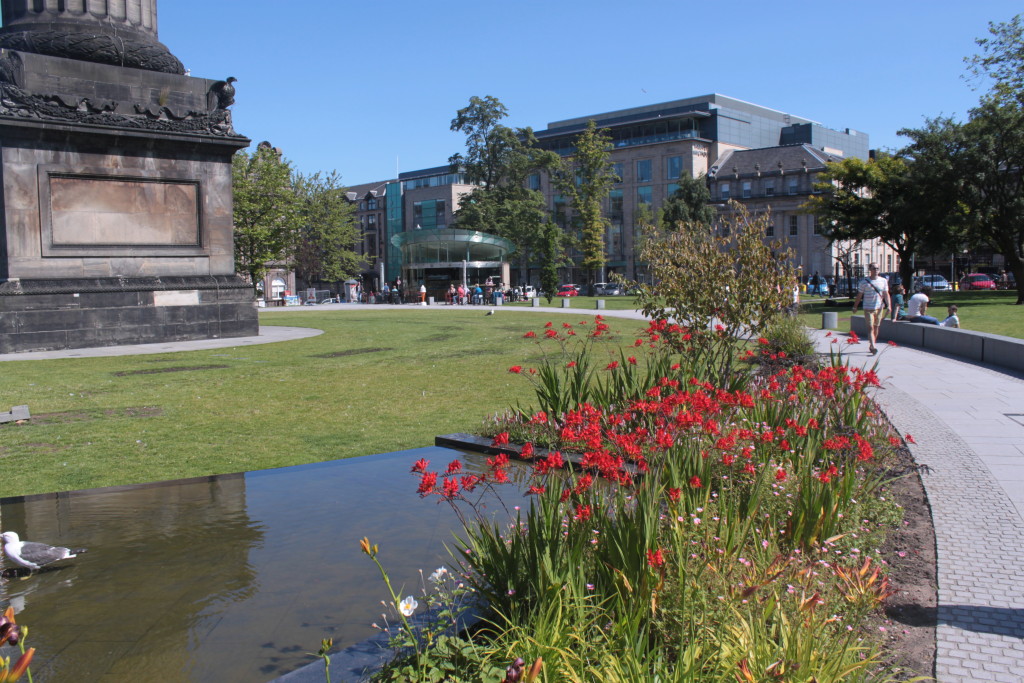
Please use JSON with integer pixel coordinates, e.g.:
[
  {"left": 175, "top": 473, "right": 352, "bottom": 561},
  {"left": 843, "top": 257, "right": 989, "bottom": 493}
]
[
  {"left": 429, "top": 567, "right": 449, "bottom": 583},
  {"left": 399, "top": 596, "right": 418, "bottom": 616}
]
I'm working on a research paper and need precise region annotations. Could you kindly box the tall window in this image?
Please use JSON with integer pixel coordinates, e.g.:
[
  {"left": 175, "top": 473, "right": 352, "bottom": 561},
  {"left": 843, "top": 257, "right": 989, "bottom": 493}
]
[
  {"left": 720, "top": 182, "right": 730, "bottom": 200},
  {"left": 765, "top": 181, "right": 775, "bottom": 197},
  {"left": 766, "top": 221, "right": 775, "bottom": 237},
  {"left": 528, "top": 173, "right": 540, "bottom": 190},
  {"left": 812, "top": 216, "right": 819, "bottom": 234},
  {"left": 788, "top": 178, "right": 799, "bottom": 195},
  {"left": 636, "top": 159, "right": 652, "bottom": 183},
  {"left": 367, "top": 198, "right": 378, "bottom": 210},
  {"left": 742, "top": 181, "right": 751, "bottom": 198},
  {"left": 636, "top": 185, "right": 652, "bottom": 208},
  {"left": 789, "top": 215, "right": 798, "bottom": 236},
  {"left": 666, "top": 156, "right": 682, "bottom": 180},
  {"left": 609, "top": 222, "right": 622, "bottom": 256},
  {"left": 608, "top": 189, "right": 624, "bottom": 219}
]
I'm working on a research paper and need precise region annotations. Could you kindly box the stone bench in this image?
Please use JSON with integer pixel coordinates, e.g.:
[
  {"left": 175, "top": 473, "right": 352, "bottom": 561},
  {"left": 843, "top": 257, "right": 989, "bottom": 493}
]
[{"left": 850, "top": 317, "right": 1024, "bottom": 373}]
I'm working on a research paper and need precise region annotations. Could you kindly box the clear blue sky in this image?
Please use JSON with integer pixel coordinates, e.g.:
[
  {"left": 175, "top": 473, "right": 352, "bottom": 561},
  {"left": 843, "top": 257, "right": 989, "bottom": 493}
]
[{"left": 159, "top": 0, "right": 1019, "bottom": 186}]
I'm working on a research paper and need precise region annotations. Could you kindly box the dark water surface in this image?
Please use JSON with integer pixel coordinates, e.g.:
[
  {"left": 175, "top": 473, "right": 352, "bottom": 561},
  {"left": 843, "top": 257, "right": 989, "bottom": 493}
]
[{"left": 0, "top": 447, "right": 515, "bottom": 682}]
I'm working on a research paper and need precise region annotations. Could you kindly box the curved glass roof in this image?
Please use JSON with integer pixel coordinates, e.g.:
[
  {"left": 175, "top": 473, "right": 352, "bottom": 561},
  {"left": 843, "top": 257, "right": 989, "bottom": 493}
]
[{"left": 391, "top": 228, "right": 513, "bottom": 264}]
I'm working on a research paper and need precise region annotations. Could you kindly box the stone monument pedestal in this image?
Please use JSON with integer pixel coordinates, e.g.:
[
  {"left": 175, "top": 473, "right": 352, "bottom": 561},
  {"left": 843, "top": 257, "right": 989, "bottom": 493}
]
[{"left": 0, "top": 2, "right": 257, "bottom": 353}]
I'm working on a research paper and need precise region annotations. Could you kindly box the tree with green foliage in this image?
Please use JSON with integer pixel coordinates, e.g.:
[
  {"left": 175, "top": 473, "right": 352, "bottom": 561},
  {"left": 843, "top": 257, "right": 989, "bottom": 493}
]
[
  {"left": 965, "top": 14, "right": 1024, "bottom": 102},
  {"left": 659, "top": 172, "right": 716, "bottom": 228},
  {"left": 803, "top": 153, "right": 960, "bottom": 292},
  {"left": 290, "top": 170, "right": 362, "bottom": 289},
  {"left": 626, "top": 203, "right": 796, "bottom": 385},
  {"left": 956, "top": 99, "right": 1024, "bottom": 304},
  {"left": 232, "top": 145, "right": 298, "bottom": 292},
  {"left": 537, "top": 221, "right": 565, "bottom": 304},
  {"left": 556, "top": 121, "right": 615, "bottom": 290},
  {"left": 960, "top": 14, "right": 1024, "bottom": 303},
  {"left": 449, "top": 96, "right": 560, "bottom": 284}
]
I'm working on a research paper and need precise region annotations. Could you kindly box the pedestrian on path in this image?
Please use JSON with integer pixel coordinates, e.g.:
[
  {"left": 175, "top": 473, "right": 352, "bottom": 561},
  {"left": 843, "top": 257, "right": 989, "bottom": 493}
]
[{"left": 851, "top": 262, "right": 890, "bottom": 355}]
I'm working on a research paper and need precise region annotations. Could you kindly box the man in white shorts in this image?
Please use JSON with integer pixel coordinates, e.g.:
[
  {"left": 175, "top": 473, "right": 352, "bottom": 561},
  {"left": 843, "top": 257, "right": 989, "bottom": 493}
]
[{"left": 851, "top": 263, "right": 891, "bottom": 355}]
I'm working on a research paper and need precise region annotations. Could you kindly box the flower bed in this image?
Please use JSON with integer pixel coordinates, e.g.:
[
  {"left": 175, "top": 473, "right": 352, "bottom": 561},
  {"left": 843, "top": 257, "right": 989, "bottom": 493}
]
[{"left": 364, "top": 315, "right": 919, "bottom": 681}]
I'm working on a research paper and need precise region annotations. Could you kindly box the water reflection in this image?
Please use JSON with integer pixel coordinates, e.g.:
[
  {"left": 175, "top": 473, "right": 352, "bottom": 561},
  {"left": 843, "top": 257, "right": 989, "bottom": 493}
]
[{"left": 0, "top": 447, "right": 519, "bottom": 681}]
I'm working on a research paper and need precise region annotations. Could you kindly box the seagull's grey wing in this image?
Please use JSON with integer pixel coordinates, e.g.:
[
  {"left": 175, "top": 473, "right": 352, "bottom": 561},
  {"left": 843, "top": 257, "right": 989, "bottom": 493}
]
[{"left": 19, "top": 541, "right": 73, "bottom": 566}]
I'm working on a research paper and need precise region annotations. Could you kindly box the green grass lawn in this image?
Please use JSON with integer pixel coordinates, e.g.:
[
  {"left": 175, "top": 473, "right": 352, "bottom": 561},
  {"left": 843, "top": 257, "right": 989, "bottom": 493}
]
[
  {"left": 799, "top": 290, "right": 1024, "bottom": 338},
  {"left": 0, "top": 309, "right": 649, "bottom": 498}
]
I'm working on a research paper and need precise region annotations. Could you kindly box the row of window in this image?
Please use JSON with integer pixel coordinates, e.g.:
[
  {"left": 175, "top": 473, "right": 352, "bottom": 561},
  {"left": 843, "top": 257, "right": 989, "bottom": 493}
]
[
  {"left": 765, "top": 215, "right": 819, "bottom": 237},
  {"left": 527, "top": 156, "right": 688, "bottom": 191},
  {"left": 402, "top": 173, "right": 467, "bottom": 190},
  {"left": 718, "top": 177, "right": 806, "bottom": 200}
]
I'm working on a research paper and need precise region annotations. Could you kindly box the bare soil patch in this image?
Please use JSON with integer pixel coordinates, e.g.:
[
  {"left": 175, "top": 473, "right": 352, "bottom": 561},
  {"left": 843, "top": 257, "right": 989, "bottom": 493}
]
[
  {"left": 113, "top": 364, "right": 229, "bottom": 376},
  {"left": 313, "top": 347, "right": 392, "bottom": 358},
  {"left": 874, "top": 447, "right": 938, "bottom": 680}
]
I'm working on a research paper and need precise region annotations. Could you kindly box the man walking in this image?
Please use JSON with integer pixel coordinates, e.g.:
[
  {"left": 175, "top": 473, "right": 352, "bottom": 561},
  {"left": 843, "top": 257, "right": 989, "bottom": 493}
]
[{"left": 851, "top": 263, "right": 891, "bottom": 355}]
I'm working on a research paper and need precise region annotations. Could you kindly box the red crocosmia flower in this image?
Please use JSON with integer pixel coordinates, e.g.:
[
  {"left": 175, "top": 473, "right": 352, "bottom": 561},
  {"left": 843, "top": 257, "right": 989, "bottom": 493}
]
[
  {"left": 634, "top": 338, "right": 644, "bottom": 347},
  {"left": 567, "top": 361, "right": 577, "bottom": 368},
  {"left": 530, "top": 411, "right": 548, "bottom": 424},
  {"left": 722, "top": 453, "right": 735, "bottom": 466},
  {"left": 667, "top": 487, "right": 681, "bottom": 502},
  {"left": 846, "top": 331, "right": 860, "bottom": 345},
  {"left": 888, "top": 435, "right": 901, "bottom": 447},
  {"left": 758, "top": 337, "right": 770, "bottom": 345},
  {"left": 544, "top": 321, "right": 553, "bottom": 328},
  {"left": 775, "top": 468, "right": 787, "bottom": 481},
  {"left": 508, "top": 365, "right": 523, "bottom": 374},
  {"left": 460, "top": 475, "right": 479, "bottom": 492},
  {"left": 492, "top": 432, "right": 510, "bottom": 446},
  {"left": 411, "top": 458, "right": 430, "bottom": 473},
  {"left": 417, "top": 471, "right": 438, "bottom": 495},
  {"left": 527, "top": 485, "right": 546, "bottom": 495},
  {"left": 606, "top": 361, "right": 620, "bottom": 370},
  {"left": 627, "top": 356, "right": 638, "bottom": 365},
  {"left": 905, "top": 433, "right": 916, "bottom": 444},
  {"left": 574, "top": 504, "right": 592, "bottom": 521},
  {"left": 689, "top": 475, "right": 702, "bottom": 488},
  {"left": 595, "top": 314, "right": 605, "bottom": 321},
  {"left": 743, "top": 463, "right": 756, "bottom": 475},
  {"left": 521, "top": 442, "right": 535, "bottom": 458},
  {"left": 492, "top": 469, "right": 510, "bottom": 484},
  {"left": 563, "top": 322, "right": 573, "bottom": 328},
  {"left": 825, "top": 331, "right": 833, "bottom": 337},
  {"left": 545, "top": 329, "right": 559, "bottom": 338},
  {"left": 441, "top": 478, "right": 460, "bottom": 499},
  {"left": 529, "top": 368, "right": 537, "bottom": 375},
  {"left": 714, "top": 324, "right": 725, "bottom": 332},
  {"left": 523, "top": 331, "right": 536, "bottom": 338},
  {"left": 445, "top": 460, "right": 463, "bottom": 475},
  {"left": 646, "top": 548, "right": 666, "bottom": 568},
  {"left": 671, "top": 363, "right": 681, "bottom": 370}
]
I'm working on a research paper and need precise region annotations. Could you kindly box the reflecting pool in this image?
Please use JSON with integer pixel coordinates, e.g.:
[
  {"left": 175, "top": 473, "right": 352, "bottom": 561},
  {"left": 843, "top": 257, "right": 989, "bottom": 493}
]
[{"left": 0, "top": 447, "right": 518, "bottom": 681}]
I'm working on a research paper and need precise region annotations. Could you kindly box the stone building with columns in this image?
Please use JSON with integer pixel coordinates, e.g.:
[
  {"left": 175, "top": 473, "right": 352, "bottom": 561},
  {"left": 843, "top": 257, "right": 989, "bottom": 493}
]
[{"left": 707, "top": 144, "right": 899, "bottom": 285}]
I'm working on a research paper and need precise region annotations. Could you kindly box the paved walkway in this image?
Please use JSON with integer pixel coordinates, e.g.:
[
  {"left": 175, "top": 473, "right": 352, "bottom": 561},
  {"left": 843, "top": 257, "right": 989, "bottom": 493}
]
[
  {"left": 4, "top": 302, "right": 1022, "bottom": 680},
  {"left": 806, "top": 329, "right": 1024, "bottom": 682}
]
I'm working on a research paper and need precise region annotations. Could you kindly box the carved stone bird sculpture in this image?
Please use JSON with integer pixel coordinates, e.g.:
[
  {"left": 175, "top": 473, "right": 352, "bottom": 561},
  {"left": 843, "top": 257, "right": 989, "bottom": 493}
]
[
  {"left": 1, "top": 531, "right": 85, "bottom": 571},
  {"left": 208, "top": 76, "right": 237, "bottom": 110}
]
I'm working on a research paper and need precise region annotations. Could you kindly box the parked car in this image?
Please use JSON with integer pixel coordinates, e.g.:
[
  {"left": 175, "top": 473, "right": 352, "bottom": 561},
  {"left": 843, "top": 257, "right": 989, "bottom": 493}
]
[
  {"left": 913, "top": 274, "right": 951, "bottom": 292},
  {"left": 804, "top": 275, "right": 828, "bottom": 296},
  {"left": 594, "top": 282, "right": 623, "bottom": 296},
  {"left": 960, "top": 273, "right": 997, "bottom": 291},
  {"left": 557, "top": 284, "right": 579, "bottom": 297}
]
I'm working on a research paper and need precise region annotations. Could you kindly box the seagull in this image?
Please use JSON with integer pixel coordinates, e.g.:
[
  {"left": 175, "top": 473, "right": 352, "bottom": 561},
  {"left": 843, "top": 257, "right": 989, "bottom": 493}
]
[
  {"left": 486, "top": 309, "right": 495, "bottom": 316},
  {"left": 1, "top": 532, "right": 85, "bottom": 571}
]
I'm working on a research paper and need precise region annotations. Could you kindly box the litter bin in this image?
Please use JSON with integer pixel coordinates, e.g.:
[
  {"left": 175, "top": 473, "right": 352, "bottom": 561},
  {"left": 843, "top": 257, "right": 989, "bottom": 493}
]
[
  {"left": 822, "top": 311, "right": 838, "bottom": 329},
  {"left": 494, "top": 292, "right": 503, "bottom": 306}
]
